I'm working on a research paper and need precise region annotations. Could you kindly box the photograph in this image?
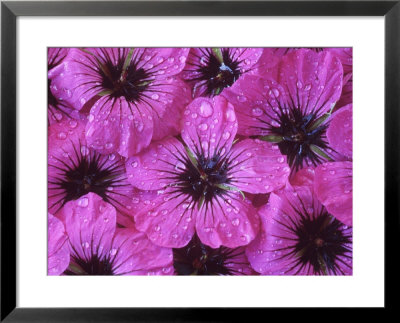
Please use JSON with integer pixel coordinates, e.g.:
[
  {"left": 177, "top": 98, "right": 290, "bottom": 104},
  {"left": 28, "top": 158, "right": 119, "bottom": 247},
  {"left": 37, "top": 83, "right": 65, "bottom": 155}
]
[{"left": 47, "top": 47, "right": 353, "bottom": 276}]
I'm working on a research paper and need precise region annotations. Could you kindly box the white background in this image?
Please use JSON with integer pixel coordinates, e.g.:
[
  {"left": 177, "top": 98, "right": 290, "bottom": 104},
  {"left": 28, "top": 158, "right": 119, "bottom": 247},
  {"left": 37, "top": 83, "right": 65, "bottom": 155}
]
[{"left": 17, "top": 17, "right": 384, "bottom": 307}]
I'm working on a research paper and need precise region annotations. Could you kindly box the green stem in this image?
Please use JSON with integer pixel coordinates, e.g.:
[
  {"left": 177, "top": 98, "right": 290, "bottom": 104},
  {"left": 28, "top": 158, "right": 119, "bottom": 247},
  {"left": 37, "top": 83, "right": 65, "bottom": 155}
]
[{"left": 212, "top": 48, "right": 224, "bottom": 64}]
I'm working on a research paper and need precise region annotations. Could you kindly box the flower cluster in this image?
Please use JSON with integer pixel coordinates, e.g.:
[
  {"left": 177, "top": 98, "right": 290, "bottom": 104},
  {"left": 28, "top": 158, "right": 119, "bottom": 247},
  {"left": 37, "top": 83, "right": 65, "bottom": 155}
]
[{"left": 48, "top": 47, "right": 352, "bottom": 276}]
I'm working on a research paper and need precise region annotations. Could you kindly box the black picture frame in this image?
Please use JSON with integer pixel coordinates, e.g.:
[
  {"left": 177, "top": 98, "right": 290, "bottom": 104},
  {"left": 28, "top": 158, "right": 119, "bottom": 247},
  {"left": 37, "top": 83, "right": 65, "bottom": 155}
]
[{"left": 1, "top": 0, "right": 398, "bottom": 321}]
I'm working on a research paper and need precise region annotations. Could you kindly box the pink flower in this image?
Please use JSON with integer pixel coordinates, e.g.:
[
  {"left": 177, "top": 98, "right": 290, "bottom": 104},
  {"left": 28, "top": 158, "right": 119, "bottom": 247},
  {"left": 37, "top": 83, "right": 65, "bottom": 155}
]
[
  {"left": 327, "top": 104, "right": 352, "bottom": 159},
  {"left": 50, "top": 48, "right": 190, "bottom": 156},
  {"left": 56, "top": 193, "right": 173, "bottom": 275},
  {"left": 48, "top": 48, "right": 78, "bottom": 124},
  {"left": 314, "top": 161, "right": 353, "bottom": 226},
  {"left": 47, "top": 119, "right": 135, "bottom": 226},
  {"left": 181, "top": 48, "right": 263, "bottom": 97},
  {"left": 173, "top": 234, "right": 256, "bottom": 275},
  {"left": 126, "top": 96, "right": 290, "bottom": 248},
  {"left": 223, "top": 49, "right": 343, "bottom": 173},
  {"left": 246, "top": 185, "right": 352, "bottom": 275},
  {"left": 48, "top": 213, "right": 70, "bottom": 275}
]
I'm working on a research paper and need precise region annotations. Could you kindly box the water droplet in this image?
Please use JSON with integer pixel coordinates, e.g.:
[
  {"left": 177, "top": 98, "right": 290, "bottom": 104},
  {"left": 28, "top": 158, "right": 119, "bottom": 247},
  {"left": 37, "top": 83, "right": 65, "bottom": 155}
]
[
  {"left": 269, "top": 88, "right": 280, "bottom": 97},
  {"left": 82, "top": 242, "right": 90, "bottom": 249},
  {"left": 54, "top": 113, "right": 62, "bottom": 121},
  {"left": 277, "top": 156, "right": 285, "bottom": 163},
  {"left": 105, "top": 142, "right": 113, "bottom": 149},
  {"left": 57, "top": 132, "right": 67, "bottom": 140},
  {"left": 131, "top": 161, "right": 138, "bottom": 168},
  {"left": 88, "top": 114, "right": 94, "bottom": 122},
  {"left": 78, "top": 146, "right": 89, "bottom": 158},
  {"left": 237, "top": 95, "right": 247, "bottom": 102},
  {"left": 110, "top": 248, "right": 117, "bottom": 256},
  {"left": 251, "top": 107, "right": 263, "bottom": 116},
  {"left": 198, "top": 123, "right": 208, "bottom": 131},
  {"left": 225, "top": 109, "right": 236, "bottom": 122},
  {"left": 154, "top": 225, "right": 161, "bottom": 232},
  {"left": 296, "top": 80, "right": 303, "bottom": 89},
  {"left": 78, "top": 197, "right": 89, "bottom": 207},
  {"left": 198, "top": 101, "right": 213, "bottom": 117},
  {"left": 223, "top": 132, "right": 231, "bottom": 140},
  {"left": 329, "top": 170, "right": 336, "bottom": 175},
  {"left": 151, "top": 94, "right": 159, "bottom": 100},
  {"left": 201, "top": 141, "right": 209, "bottom": 150},
  {"left": 68, "top": 120, "right": 78, "bottom": 128},
  {"left": 231, "top": 218, "right": 240, "bottom": 226},
  {"left": 168, "top": 57, "right": 175, "bottom": 63},
  {"left": 191, "top": 113, "right": 198, "bottom": 119}
]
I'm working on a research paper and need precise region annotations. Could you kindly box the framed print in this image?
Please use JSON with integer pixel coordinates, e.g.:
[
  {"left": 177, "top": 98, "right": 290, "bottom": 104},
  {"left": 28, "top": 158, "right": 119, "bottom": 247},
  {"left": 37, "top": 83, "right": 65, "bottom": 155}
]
[{"left": 1, "top": 0, "right": 399, "bottom": 321}]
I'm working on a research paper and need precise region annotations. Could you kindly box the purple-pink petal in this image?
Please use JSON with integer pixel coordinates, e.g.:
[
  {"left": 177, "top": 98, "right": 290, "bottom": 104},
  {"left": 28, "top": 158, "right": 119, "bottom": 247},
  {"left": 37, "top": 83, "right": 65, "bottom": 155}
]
[
  {"left": 181, "top": 96, "right": 238, "bottom": 158},
  {"left": 246, "top": 186, "right": 352, "bottom": 275},
  {"left": 61, "top": 193, "right": 116, "bottom": 262},
  {"left": 196, "top": 193, "right": 260, "bottom": 248},
  {"left": 279, "top": 49, "right": 343, "bottom": 116},
  {"left": 126, "top": 137, "right": 186, "bottom": 191},
  {"left": 229, "top": 138, "right": 289, "bottom": 194},
  {"left": 314, "top": 161, "right": 353, "bottom": 226},
  {"left": 131, "top": 188, "right": 196, "bottom": 248},
  {"left": 48, "top": 213, "right": 70, "bottom": 275},
  {"left": 109, "top": 228, "right": 174, "bottom": 275},
  {"left": 327, "top": 104, "right": 352, "bottom": 158}
]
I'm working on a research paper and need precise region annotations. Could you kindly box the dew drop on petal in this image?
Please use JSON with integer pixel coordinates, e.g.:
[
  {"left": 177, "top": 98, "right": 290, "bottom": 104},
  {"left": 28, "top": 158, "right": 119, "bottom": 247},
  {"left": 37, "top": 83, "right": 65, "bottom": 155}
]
[
  {"left": 296, "top": 80, "right": 303, "bottom": 89},
  {"left": 57, "top": 132, "right": 67, "bottom": 140},
  {"left": 225, "top": 108, "right": 236, "bottom": 122},
  {"left": 237, "top": 95, "right": 247, "bottom": 103},
  {"left": 110, "top": 248, "right": 117, "bottom": 256},
  {"left": 223, "top": 132, "right": 231, "bottom": 140},
  {"left": 251, "top": 107, "right": 263, "bottom": 117},
  {"left": 78, "top": 197, "right": 89, "bottom": 207},
  {"left": 80, "top": 146, "right": 89, "bottom": 156},
  {"left": 201, "top": 141, "right": 209, "bottom": 150},
  {"left": 198, "top": 101, "right": 214, "bottom": 117},
  {"left": 231, "top": 218, "right": 240, "bottom": 226},
  {"left": 198, "top": 123, "right": 208, "bottom": 131}
]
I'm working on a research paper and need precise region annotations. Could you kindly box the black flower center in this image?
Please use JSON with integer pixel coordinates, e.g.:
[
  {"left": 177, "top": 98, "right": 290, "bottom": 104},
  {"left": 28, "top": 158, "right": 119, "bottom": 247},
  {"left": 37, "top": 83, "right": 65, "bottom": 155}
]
[
  {"left": 266, "top": 106, "right": 329, "bottom": 172},
  {"left": 100, "top": 55, "right": 153, "bottom": 103},
  {"left": 173, "top": 235, "right": 246, "bottom": 275},
  {"left": 178, "top": 152, "right": 231, "bottom": 204},
  {"left": 64, "top": 254, "right": 114, "bottom": 275},
  {"left": 48, "top": 144, "right": 126, "bottom": 212},
  {"left": 276, "top": 208, "right": 352, "bottom": 275},
  {"left": 188, "top": 48, "right": 241, "bottom": 97}
]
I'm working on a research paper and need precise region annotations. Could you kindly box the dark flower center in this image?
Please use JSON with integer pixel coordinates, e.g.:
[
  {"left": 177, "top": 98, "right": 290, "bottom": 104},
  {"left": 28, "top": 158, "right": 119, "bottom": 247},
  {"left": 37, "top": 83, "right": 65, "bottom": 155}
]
[
  {"left": 48, "top": 79, "right": 59, "bottom": 108},
  {"left": 100, "top": 55, "right": 153, "bottom": 103},
  {"left": 276, "top": 207, "right": 352, "bottom": 275},
  {"left": 266, "top": 106, "right": 329, "bottom": 172},
  {"left": 64, "top": 254, "right": 114, "bottom": 275},
  {"left": 189, "top": 48, "right": 241, "bottom": 97},
  {"left": 173, "top": 235, "right": 246, "bottom": 275},
  {"left": 48, "top": 48, "right": 68, "bottom": 70},
  {"left": 48, "top": 144, "right": 126, "bottom": 212},
  {"left": 177, "top": 151, "right": 231, "bottom": 204}
]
